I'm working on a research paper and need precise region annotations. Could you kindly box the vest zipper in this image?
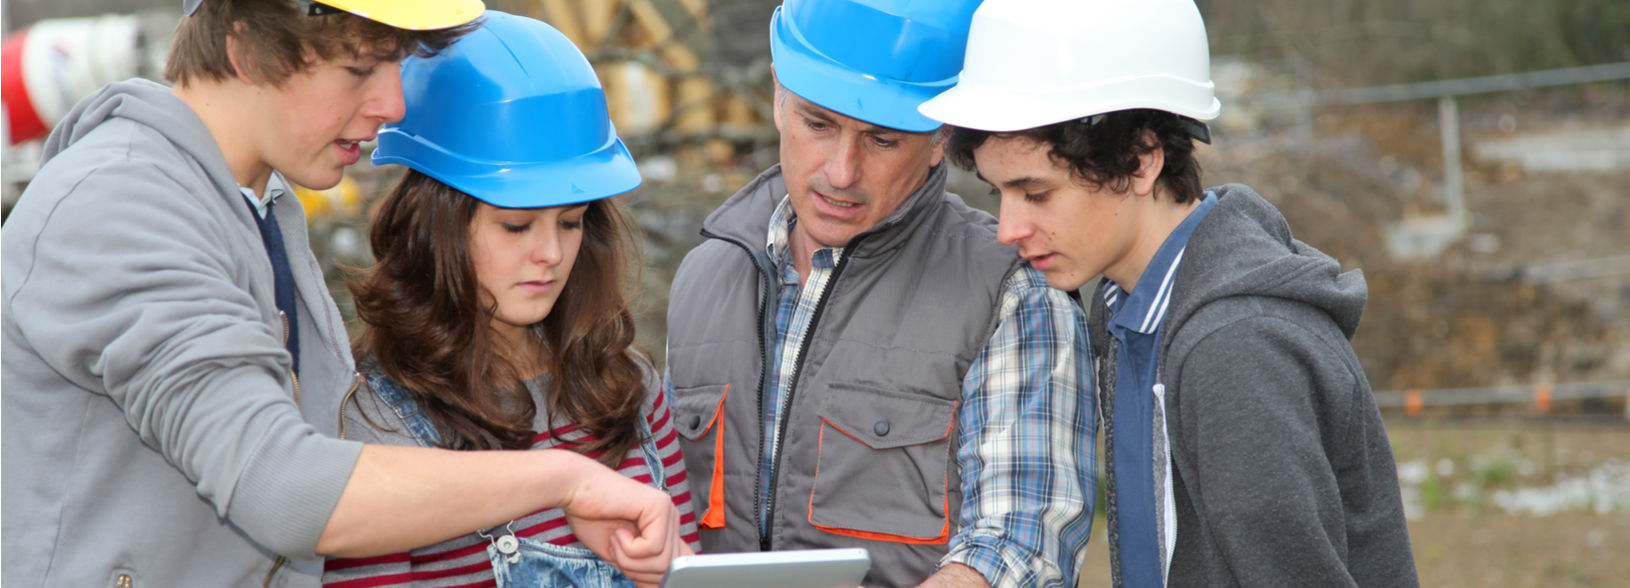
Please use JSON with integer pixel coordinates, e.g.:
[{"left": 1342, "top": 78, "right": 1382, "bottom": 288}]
[
  {"left": 700, "top": 227, "right": 782, "bottom": 551},
  {"left": 761, "top": 236, "right": 858, "bottom": 551},
  {"left": 116, "top": 574, "right": 132, "bottom": 588}
]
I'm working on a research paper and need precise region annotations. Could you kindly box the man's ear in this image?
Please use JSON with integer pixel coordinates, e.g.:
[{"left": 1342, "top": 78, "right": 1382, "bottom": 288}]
[
  {"left": 224, "top": 23, "right": 257, "bottom": 85},
  {"left": 770, "top": 65, "right": 785, "bottom": 133},
  {"left": 1131, "top": 129, "right": 1165, "bottom": 197},
  {"left": 928, "top": 126, "right": 947, "bottom": 168}
]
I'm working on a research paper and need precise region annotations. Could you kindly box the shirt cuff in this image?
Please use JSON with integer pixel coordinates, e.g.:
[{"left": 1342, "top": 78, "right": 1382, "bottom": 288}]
[{"left": 941, "top": 530, "right": 1048, "bottom": 588}]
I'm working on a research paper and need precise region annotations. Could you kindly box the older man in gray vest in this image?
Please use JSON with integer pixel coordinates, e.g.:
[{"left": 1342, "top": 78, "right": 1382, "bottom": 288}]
[{"left": 662, "top": 1, "right": 1096, "bottom": 587}]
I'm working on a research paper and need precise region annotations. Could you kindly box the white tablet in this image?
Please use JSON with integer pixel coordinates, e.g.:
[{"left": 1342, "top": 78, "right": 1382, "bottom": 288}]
[{"left": 658, "top": 547, "right": 870, "bottom": 588}]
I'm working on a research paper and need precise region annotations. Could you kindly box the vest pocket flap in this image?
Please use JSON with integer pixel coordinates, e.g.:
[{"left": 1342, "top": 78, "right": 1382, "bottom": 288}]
[
  {"left": 816, "top": 384, "right": 955, "bottom": 450},
  {"left": 672, "top": 384, "right": 728, "bottom": 441}
]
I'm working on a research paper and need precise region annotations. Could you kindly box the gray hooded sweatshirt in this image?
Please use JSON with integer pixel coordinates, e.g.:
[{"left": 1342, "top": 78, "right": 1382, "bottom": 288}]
[
  {"left": 1089, "top": 184, "right": 1418, "bottom": 586},
  {"left": 2, "top": 78, "right": 363, "bottom": 587}
]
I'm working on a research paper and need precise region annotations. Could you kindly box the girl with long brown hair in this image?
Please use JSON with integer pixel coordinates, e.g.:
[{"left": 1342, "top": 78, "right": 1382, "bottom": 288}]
[{"left": 323, "top": 11, "right": 698, "bottom": 588}]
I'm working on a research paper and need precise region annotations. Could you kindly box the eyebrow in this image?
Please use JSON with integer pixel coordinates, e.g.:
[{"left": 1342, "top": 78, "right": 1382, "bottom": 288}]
[
  {"left": 795, "top": 103, "right": 900, "bottom": 136},
  {"left": 976, "top": 172, "right": 1048, "bottom": 191},
  {"left": 1001, "top": 177, "right": 1048, "bottom": 189},
  {"left": 795, "top": 104, "right": 835, "bottom": 124}
]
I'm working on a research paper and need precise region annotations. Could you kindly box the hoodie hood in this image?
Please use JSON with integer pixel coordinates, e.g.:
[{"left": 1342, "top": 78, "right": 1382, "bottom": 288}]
[
  {"left": 1165, "top": 183, "right": 1367, "bottom": 341},
  {"left": 42, "top": 78, "right": 241, "bottom": 202}
]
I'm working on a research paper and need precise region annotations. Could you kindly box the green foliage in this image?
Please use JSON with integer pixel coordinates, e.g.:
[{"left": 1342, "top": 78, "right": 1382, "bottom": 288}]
[
  {"left": 1471, "top": 455, "right": 1520, "bottom": 490},
  {"left": 1419, "top": 474, "right": 1451, "bottom": 510}
]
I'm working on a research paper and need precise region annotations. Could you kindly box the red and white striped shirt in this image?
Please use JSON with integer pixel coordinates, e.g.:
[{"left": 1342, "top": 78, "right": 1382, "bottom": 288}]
[{"left": 324, "top": 372, "right": 701, "bottom": 588}]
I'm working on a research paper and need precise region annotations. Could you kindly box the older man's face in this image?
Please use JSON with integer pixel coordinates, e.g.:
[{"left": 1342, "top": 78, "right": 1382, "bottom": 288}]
[{"left": 773, "top": 88, "right": 945, "bottom": 251}]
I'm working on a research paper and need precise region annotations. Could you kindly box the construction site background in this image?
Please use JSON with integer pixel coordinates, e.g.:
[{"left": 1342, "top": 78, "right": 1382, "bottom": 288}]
[{"left": 3, "top": 1, "right": 1628, "bottom": 586}]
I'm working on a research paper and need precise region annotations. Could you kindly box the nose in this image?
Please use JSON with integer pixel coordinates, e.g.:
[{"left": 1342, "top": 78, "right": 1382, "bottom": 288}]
[
  {"left": 365, "top": 62, "right": 406, "bottom": 124},
  {"left": 530, "top": 226, "right": 565, "bottom": 266},
  {"left": 996, "top": 199, "right": 1033, "bottom": 247},
  {"left": 822, "top": 136, "right": 863, "bottom": 190}
]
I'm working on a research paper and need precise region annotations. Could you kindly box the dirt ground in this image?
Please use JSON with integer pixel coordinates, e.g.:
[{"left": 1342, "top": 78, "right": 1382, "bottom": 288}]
[{"left": 1075, "top": 420, "right": 1630, "bottom": 587}]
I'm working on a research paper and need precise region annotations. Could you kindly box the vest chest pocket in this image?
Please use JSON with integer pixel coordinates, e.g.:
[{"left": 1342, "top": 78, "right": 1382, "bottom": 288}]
[
  {"left": 810, "top": 384, "right": 956, "bottom": 544},
  {"left": 672, "top": 384, "right": 728, "bottom": 529}
]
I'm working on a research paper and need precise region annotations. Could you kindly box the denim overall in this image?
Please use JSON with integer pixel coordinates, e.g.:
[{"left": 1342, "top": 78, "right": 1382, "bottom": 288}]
[{"left": 364, "top": 372, "right": 659, "bottom": 588}]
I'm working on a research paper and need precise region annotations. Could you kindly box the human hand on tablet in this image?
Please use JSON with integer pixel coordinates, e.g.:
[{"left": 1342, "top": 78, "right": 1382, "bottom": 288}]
[
  {"left": 559, "top": 458, "right": 689, "bottom": 587},
  {"left": 609, "top": 524, "right": 695, "bottom": 587}
]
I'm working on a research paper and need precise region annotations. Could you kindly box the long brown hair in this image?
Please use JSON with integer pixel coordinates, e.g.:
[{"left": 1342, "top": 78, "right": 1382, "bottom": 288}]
[{"left": 349, "top": 170, "right": 647, "bottom": 465}]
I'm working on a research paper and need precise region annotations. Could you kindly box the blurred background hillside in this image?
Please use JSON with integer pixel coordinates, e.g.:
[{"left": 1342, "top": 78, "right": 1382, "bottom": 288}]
[{"left": 3, "top": 1, "right": 1628, "bottom": 586}]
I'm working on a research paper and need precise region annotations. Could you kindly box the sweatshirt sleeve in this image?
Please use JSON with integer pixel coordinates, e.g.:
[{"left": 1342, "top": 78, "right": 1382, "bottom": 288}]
[
  {"left": 1173, "top": 315, "right": 1362, "bottom": 586},
  {"left": 6, "top": 165, "right": 362, "bottom": 558}
]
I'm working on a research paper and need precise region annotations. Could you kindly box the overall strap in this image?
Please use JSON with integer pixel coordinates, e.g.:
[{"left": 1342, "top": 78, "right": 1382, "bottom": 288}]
[{"left": 363, "top": 371, "right": 445, "bottom": 447}]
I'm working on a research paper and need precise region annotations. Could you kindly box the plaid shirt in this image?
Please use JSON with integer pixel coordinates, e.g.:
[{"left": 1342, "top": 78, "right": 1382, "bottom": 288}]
[{"left": 759, "top": 197, "right": 1097, "bottom": 587}]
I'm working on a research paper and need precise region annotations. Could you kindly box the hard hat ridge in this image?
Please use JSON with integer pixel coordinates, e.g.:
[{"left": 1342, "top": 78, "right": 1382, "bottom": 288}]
[
  {"left": 919, "top": 0, "right": 1221, "bottom": 134},
  {"left": 769, "top": 0, "right": 983, "bottom": 132},
  {"left": 374, "top": 10, "right": 642, "bottom": 208}
]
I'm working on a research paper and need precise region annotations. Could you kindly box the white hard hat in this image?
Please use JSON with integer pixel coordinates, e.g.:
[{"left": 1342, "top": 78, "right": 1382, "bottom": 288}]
[{"left": 918, "top": 0, "right": 1221, "bottom": 133}]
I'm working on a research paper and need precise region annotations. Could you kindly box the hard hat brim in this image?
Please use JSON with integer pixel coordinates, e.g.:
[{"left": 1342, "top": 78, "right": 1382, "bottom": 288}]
[
  {"left": 919, "top": 76, "right": 1222, "bottom": 133},
  {"left": 374, "top": 132, "right": 643, "bottom": 208},
  {"left": 321, "top": 0, "right": 484, "bottom": 31},
  {"left": 770, "top": 6, "right": 948, "bottom": 134}
]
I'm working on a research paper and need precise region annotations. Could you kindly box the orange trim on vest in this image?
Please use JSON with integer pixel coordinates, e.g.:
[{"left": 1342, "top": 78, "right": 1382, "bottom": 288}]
[
  {"left": 700, "top": 384, "right": 729, "bottom": 529},
  {"left": 806, "top": 425, "right": 951, "bottom": 545}
]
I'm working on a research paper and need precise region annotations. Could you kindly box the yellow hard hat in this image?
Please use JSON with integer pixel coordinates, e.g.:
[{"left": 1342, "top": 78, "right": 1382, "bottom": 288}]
[
  {"left": 314, "top": 0, "right": 484, "bottom": 31},
  {"left": 183, "top": 1, "right": 484, "bottom": 31}
]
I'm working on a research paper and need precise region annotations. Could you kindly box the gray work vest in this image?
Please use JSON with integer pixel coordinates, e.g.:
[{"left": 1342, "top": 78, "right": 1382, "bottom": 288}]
[{"left": 665, "top": 164, "right": 1022, "bottom": 588}]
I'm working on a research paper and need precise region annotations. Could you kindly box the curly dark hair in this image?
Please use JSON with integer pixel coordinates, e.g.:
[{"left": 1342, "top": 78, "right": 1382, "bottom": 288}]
[
  {"left": 947, "top": 109, "right": 1205, "bottom": 204},
  {"left": 347, "top": 170, "right": 648, "bottom": 465}
]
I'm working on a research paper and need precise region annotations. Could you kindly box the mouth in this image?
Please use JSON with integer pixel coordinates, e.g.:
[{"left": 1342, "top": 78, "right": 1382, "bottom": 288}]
[
  {"left": 335, "top": 134, "right": 377, "bottom": 165},
  {"left": 1024, "top": 252, "right": 1058, "bottom": 270},
  {"left": 811, "top": 189, "right": 867, "bottom": 219},
  {"left": 518, "top": 279, "right": 555, "bottom": 293},
  {"left": 817, "top": 192, "right": 860, "bottom": 209}
]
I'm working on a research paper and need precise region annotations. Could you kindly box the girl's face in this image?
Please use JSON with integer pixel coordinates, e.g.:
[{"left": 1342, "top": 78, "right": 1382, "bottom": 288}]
[{"left": 469, "top": 201, "right": 589, "bottom": 349}]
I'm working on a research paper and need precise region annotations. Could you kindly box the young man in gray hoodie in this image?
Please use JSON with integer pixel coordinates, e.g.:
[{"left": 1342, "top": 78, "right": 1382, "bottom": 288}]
[
  {"left": 1, "top": 2, "right": 686, "bottom": 586},
  {"left": 920, "top": 0, "right": 1418, "bottom": 586}
]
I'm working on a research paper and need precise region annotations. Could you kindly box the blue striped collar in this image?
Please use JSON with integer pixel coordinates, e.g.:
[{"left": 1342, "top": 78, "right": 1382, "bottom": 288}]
[{"left": 1103, "top": 191, "right": 1218, "bottom": 336}]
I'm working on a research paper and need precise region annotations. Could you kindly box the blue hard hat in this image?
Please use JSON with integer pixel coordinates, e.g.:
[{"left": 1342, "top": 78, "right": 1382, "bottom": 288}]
[
  {"left": 769, "top": 0, "right": 981, "bottom": 133},
  {"left": 374, "top": 10, "right": 641, "bottom": 208}
]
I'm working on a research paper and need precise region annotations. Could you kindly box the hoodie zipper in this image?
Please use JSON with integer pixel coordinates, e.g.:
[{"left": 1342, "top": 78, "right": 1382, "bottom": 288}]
[
  {"left": 278, "top": 311, "right": 302, "bottom": 405},
  {"left": 338, "top": 372, "right": 363, "bottom": 440},
  {"left": 261, "top": 557, "right": 284, "bottom": 587}
]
